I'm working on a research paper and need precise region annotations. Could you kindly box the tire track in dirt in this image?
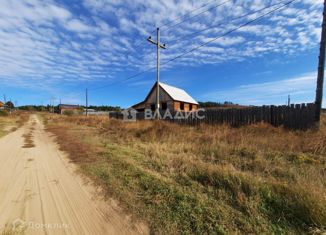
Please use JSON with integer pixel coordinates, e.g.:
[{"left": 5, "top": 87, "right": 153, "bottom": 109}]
[{"left": 0, "top": 115, "right": 148, "bottom": 235}]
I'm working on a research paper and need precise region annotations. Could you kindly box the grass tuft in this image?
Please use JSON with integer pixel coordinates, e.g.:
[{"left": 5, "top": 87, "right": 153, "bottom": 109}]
[{"left": 44, "top": 114, "right": 326, "bottom": 234}]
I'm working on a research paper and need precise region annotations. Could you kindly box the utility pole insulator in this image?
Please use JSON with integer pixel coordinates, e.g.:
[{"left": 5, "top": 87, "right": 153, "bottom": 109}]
[
  {"left": 147, "top": 27, "right": 166, "bottom": 119},
  {"left": 315, "top": 0, "right": 326, "bottom": 122}
]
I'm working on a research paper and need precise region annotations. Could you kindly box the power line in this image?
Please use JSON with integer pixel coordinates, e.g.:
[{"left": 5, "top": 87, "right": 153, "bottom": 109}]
[
  {"left": 159, "top": 0, "right": 224, "bottom": 29},
  {"left": 159, "top": 0, "right": 233, "bottom": 31},
  {"left": 167, "top": 0, "right": 291, "bottom": 46},
  {"left": 86, "top": 0, "right": 296, "bottom": 92},
  {"left": 90, "top": 66, "right": 154, "bottom": 91},
  {"left": 65, "top": 0, "right": 236, "bottom": 98},
  {"left": 122, "top": 0, "right": 233, "bottom": 61},
  {"left": 161, "top": 0, "right": 297, "bottom": 67}
]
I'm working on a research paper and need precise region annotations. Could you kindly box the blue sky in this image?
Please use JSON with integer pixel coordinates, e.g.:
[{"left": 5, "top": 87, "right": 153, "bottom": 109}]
[{"left": 0, "top": 0, "right": 325, "bottom": 108}]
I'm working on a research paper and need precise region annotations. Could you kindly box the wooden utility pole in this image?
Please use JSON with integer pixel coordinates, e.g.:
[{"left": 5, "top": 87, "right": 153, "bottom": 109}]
[
  {"left": 315, "top": 0, "right": 326, "bottom": 122},
  {"left": 3, "top": 94, "right": 6, "bottom": 110},
  {"left": 50, "top": 97, "right": 55, "bottom": 113},
  {"left": 147, "top": 28, "right": 166, "bottom": 118},
  {"left": 86, "top": 88, "right": 88, "bottom": 117}
]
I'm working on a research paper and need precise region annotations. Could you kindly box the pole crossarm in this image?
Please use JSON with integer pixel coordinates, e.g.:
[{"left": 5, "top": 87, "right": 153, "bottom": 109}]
[{"left": 147, "top": 37, "right": 166, "bottom": 49}]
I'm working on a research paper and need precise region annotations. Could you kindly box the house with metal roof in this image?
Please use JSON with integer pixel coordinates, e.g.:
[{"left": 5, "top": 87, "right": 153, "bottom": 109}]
[
  {"left": 132, "top": 82, "right": 198, "bottom": 112},
  {"left": 0, "top": 101, "right": 4, "bottom": 110}
]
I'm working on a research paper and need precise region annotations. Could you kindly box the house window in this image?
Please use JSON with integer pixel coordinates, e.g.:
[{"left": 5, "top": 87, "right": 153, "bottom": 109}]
[
  {"left": 162, "top": 102, "right": 167, "bottom": 110},
  {"left": 180, "top": 102, "right": 184, "bottom": 111},
  {"left": 151, "top": 104, "right": 155, "bottom": 111},
  {"left": 189, "top": 104, "right": 193, "bottom": 111}
]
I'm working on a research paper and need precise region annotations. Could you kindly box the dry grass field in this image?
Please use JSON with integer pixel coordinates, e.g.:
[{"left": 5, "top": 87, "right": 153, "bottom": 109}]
[
  {"left": 43, "top": 113, "right": 326, "bottom": 234},
  {"left": 0, "top": 111, "right": 29, "bottom": 137}
]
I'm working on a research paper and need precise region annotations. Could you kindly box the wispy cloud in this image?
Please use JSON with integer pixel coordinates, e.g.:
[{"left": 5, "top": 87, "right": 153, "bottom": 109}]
[
  {"left": 203, "top": 72, "right": 321, "bottom": 105},
  {"left": 0, "top": 0, "right": 323, "bottom": 92}
]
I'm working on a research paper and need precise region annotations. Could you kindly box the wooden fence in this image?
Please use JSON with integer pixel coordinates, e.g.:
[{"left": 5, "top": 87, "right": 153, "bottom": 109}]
[{"left": 110, "top": 103, "right": 316, "bottom": 130}]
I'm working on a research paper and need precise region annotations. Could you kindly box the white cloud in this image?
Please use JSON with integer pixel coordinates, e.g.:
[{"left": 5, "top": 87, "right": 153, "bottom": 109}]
[
  {"left": 65, "top": 19, "right": 92, "bottom": 32},
  {"left": 0, "top": 0, "right": 323, "bottom": 94},
  {"left": 49, "top": 5, "right": 72, "bottom": 21},
  {"left": 203, "top": 72, "right": 321, "bottom": 105}
]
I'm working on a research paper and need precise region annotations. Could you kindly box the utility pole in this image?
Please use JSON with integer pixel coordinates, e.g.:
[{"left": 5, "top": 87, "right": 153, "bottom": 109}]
[
  {"left": 3, "top": 95, "right": 6, "bottom": 110},
  {"left": 315, "top": 0, "right": 326, "bottom": 122},
  {"left": 50, "top": 97, "right": 55, "bottom": 113},
  {"left": 147, "top": 28, "right": 166, "bottom": 119},
  {"left": 9, "top": 99, "right": 12, "bottom": 114},
  {"left": 86, "top": 88, "right": 88, "bottom": 117}
]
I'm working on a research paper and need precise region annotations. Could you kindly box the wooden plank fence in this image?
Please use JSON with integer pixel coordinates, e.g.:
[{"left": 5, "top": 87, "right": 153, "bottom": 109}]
[{"left": 109, "top": 103, "right": 316, "bottom": 130}]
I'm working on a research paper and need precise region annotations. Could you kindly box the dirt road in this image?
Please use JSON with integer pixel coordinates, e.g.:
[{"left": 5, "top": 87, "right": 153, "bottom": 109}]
[{"left": 0, "top": 115, "right": 148, "bottom": 235}]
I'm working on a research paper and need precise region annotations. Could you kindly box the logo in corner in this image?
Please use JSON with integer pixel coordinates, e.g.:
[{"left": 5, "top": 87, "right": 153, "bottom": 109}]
[
  {"left": 121, "top": 108, "right": 137, "bottom": 122},
  {"left": 12, "top": 218, "right": 27, "bottom": 231}
]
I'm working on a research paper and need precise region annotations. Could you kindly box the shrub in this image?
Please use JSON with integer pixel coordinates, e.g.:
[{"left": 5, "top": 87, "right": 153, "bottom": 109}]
[
  {"left": 0, "top": 110, "right": 8, "bottom": 116},
  {"left": 44, "top": 114, "right": 326, "bottom": 234},
  {"left": 63, "top": 110, "right": 74, "bottom": 116}
]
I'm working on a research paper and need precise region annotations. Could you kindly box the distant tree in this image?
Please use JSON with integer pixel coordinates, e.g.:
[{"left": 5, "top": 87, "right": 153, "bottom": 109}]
[
  {"left": 19, "top": 105, "right": 48, "bottom": 111},
  {"left": 198, "top": 101, "right": 236, "bottom": 108},
  {"left": 87, "top": 105, "right": 121, "bottom": 112},
  {"left": 198, "top": 102, "right": 222, "bottom": 108},
  {"left": 5, "top": 101, "right": 14, "bottom": 109}
]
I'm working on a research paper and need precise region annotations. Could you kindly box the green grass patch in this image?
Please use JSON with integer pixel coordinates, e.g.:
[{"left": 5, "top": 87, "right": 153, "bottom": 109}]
[
  {"left": 0, "top": 110, "right": 8, "bottom": 117},
  {"left": 44, "top": 115, "right": 326, "bottom": 234},
  {"left": 85, "top": 152, "right": 226, "bottom": 234}
]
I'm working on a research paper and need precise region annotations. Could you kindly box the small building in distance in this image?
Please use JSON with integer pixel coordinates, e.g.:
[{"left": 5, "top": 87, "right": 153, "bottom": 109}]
[
  {"left": 132, "top": 82, "right": 198, "bottom": 112},
  {"left": 0, "top": 101, "right": 4, "bottom": 110},
  {"left": 58, "top": 104, "right": 83, "bottom": 115}
]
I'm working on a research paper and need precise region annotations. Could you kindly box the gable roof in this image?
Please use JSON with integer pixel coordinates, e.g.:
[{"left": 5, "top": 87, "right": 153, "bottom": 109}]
[
  {"left": 159, "top": 82, "right": 198, "bottom": 104},
  {"left": 144, "top": 82, "right": 198, "bottom": 105},
  {"left": 131, "top": 100, "right": 146, "bottom": 109}
]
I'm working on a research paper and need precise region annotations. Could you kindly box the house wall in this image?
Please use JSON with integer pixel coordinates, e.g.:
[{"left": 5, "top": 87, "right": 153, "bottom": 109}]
[
  {"left": 167, "top": 101, "right": 174, "bottom": 111},
  {"left": 145, "top": 86, "right": 173, "bottom": 110},
  {"left": 173, "top": 102, "right": 198, "bottom": 112},
  {"left": 143, "top": 86, "right": 198, "bottom": 113},
  {"left": 184, "top": 103, "right": 190, "bottom": 112},
  {"left": 146, "top": 86, "right": 172, "bottom": 103},
  {"left": 174, "top": 101, "right": 180, "bottom": 111},
  {"left": 132, "top": 103, "right": 145, "bottom": 111}
]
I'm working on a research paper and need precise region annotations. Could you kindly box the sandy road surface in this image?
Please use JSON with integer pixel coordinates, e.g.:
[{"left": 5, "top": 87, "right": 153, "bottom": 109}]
[{"left": 0, "top": 115, "right": 148, "bottom": 235}]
